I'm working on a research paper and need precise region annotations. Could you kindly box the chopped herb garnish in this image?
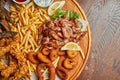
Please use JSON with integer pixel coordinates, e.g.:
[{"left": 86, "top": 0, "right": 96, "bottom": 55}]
[{"left": 51, "top": 9, "right": 79, "bottom": 20}]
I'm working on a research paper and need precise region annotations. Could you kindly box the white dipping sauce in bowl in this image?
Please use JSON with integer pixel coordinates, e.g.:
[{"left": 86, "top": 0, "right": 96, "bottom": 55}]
[{"left": 34, "top": 0, "right": 54, "bottom": 7}]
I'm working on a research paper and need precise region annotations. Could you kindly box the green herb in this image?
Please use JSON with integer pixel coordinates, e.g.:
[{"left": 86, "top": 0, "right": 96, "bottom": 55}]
[
  {"left": 73, "top": 12, "right": 79, "bottom": 19},
  {"left": 66, "top": 10, "right": 79, "bottom": 19},
  {"left": 51, "top": 9, "right": 80, "bottom": 20},
  {"left": 51, "top": 9, "right": 65, "bottom": 19}
]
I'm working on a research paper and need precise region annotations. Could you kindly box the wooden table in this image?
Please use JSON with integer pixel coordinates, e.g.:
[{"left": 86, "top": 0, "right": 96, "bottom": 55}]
[{"left": 77, "top": 0, "right": 120, "bottom": 80}]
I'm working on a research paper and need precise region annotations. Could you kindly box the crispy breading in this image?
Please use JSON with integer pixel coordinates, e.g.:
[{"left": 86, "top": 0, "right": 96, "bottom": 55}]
[
  {"left": 1, "top": 61, "right": 17, "bottom": 78},
  {"left": 0, "top": 61, "right": 8, "bottom": 71}
]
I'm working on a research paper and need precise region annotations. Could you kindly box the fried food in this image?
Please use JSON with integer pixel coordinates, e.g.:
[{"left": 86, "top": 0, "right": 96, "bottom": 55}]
[
  {"left": 1, "top": 61, "right": 17, "bottom": 78},
  {"left": 0, "top": 0, "right": 50, "bottom": 80},
  {"left": 49, "top": 49, "right": 58, "bottom": 61},
  {"left": 0, "top": 61, "right": 8, "bottom": 71},
  {"left": 1, "top": 38, "right": 28, "bottom": 80},
  {"left": 9, "top": 64, "right": 28, "bottom": 80},
  {"left": 63, "top": 58, "right": 78, "bottom": 70},
  {"left": 0, "top": 38, "right": 11, "bottom": 47},
  {"left": 56, "top": 66, "right": 68, "bottom": 80},
  {"left": 58, "top": 56, "right": 65, "bottom": 67},
  {"left": 42, "top": 47, "right": 50, "bottom": 56},
  {"left": 58, "top": 51, "right": 65, "bottom": 56},
  {"left": 66, "top": 50, "right": 78, "bottom": 59},
  {"left": 37, "top": 52, "right": 51, "bottom": 63},
  {"left": 36, "top": 63, "right": 55, "bottom": 80},
  {"left": 0, "top": 35, "right": 29, "bottom": 80},
  {"left": 0, "top": 0, "right": 86, "bottom": 80},
  {"left": 0, "top": 45, "right": 10, "bottom": 57},
  {"left": 27, "top": 52, "right": 39, "bottom": 64},
  {"left": 9, "top": 2, "right": 49, "bottom": 53},
  {"left": 8, "top": 1, "right": 50, "bottom": 79}
]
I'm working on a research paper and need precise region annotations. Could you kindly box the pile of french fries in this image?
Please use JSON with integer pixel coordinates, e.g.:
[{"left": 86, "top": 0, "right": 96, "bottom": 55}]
[
  {"left": 9, "top": 1, "right": 50, "bottom": 53},
  {"left": 8, "top": 2, "right": 50, "bottom": 80}
]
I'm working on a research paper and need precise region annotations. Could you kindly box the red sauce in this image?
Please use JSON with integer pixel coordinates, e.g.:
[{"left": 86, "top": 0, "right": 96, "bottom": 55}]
[{"left": 15, "top": 0, "right": 26, "bottom": 2}]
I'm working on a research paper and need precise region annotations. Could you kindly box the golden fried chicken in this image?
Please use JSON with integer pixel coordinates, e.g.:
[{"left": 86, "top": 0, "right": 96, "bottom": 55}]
[
  {"left": 1, "top": 61, "right": 17, "bottom": 78},
  {"left": 0, "top": 45, "right": 10, "bottom": 58},
  {"left": 9, "top": 64, "right": 28, "bottom": 80},
  {"left": 0, "top": 61, "right": 7, "bottom": 71}
]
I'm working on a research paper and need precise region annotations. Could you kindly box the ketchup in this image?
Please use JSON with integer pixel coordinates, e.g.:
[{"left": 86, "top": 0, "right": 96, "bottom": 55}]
[{"left": 15, "top": 0, "right": 26, "bottom": 2}]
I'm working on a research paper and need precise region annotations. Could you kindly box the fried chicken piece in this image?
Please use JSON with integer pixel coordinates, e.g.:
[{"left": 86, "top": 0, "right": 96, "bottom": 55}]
[
  {"left": 0, "top": 45, "right": 10, "bottom": 57},
  {"left": 0, "top": 61, "right": 8, "bottom": 71},
  {"left": 9, "top": 64, "right": 28, "bottom": 80},
  {"left": 0, "top": 38, "right": 8, "bottom": 47},
  {"left": 10, "top": 49, "right": 27, "bottom": 64},
  {"left": 0, "top": 35, "right": 19, "bottom": 58},
  {"left": 9, "top": 49, "right": 29, "bottom": 80},
  {"left": 1, "top": 61, "right": 17, "bottom": 78}
]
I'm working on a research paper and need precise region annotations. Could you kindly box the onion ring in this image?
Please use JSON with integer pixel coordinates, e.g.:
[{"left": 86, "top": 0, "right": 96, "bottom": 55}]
[
  {"left": 37, "top": 52, "right": 51, "bottom": 63},
  {"left": 49, "top": 49, "right": 58, "bottom": 61},
  {"left": 36, "top": 63, "right": 55, "bottom": 80},
  {"left": 66, "top": 50, "right": 78, "bottom": 59},
  {"left": 63, "top": 58, "right": 78, "bottom": 69},
  {"left": 56, "top": 66, "right": 68, "bottom": 80},
  {"left": 58, "top": 56, "right": 65, "bottom": 67},
  {"left": 27, "top": 52, "right": 39, "bottom": 64},
  {"left": 41, "top": 47, "right": 50, "bottom": 56}
]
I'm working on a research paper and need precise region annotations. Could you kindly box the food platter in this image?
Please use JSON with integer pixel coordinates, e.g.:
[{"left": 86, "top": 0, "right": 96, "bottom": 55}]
[{"left": 0, "top": 0, "right": 91, "bottom": 80}]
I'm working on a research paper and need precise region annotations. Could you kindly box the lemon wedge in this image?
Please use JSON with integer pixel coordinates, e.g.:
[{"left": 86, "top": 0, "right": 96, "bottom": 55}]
[
  {"left": 61, "top": 42, "right": 85, "bottom": 59},
  {"left": 48, "top": 1, "right": 65, "bottom": 16}
]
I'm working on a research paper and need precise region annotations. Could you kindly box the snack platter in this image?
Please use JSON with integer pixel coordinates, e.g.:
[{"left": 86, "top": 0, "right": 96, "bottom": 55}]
[{"left": 0, "top": 0, "right": 91, "bottom": 80}]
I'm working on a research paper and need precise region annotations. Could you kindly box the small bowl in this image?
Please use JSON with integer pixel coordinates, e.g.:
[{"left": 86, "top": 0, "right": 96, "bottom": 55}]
[
  {"left": 12, "top": 0, "right": 30, "bottom": 4},
  {"left": 34, "top": 0, "right": 54, "bottom": 7}
]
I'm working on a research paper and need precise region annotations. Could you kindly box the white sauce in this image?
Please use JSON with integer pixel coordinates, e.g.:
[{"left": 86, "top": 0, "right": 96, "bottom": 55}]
[{"left": 34, "top": 0, "right": 54, "bottom": 7}]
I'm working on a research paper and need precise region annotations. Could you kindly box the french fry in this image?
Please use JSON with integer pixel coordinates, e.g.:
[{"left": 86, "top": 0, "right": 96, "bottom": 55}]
[
  {"left": 27, "top": 61, "right": 32, "bottom": 80},
  {"left": 25, "top": 9, "right": 29, "bottom": 25},
  {"left": 30, "top": 35, "right": 38, "bottom": 48},
  {"left": 20, "top": 32, "right": 27, "bottom": 47},
  {"left": 15, "top": 17, "right": 19, "bottom": 23},
  {"left": 14, "top": 4, "right": 21, "bottom": 10},
  {"left": 25, "top": 31, "right": 31, "bottom": 49},
  {"left": 21, "top": 11, "right": 26, "bottom": 25},
  {"left": 9, "top": 1, "right": 50, "bottom": 79},
  {"left": 26, "top": 2, "right": 33, "bottom": 9},
  {"left": 31, "top": 4, "right": 35, "bottom": 12},
  {"left": 38, "top": 14, "right": 44, "bottom": 22},
  {"left": 29, "top": 38, "right": 35, "bottom": 50}
]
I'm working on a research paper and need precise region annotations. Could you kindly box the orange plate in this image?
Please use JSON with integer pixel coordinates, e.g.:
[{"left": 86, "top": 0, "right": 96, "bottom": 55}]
[{"left": 61, "top": 0, "right": 91, "bottom": 79}]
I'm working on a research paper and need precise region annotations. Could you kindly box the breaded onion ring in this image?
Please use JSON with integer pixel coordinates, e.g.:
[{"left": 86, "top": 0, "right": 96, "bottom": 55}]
[
  {"left": 66, "top": 50, "right": 78, "bottom": 58},
  {"left": 41, "top": 47, "right": 49, "bottom": 56},
  {"left": 49, "top": 49, "right": 58, "bottom": 61},
  {"left": 27, "top": 52, "right": 39, "bottom": 64},
  {"left": 36, "top": 63, "right": 55, "bottom": 80},
  {"left": 37, "top": 52, "right": 51, "bottom": 63},
  {"left": 63, "top": 58, "right": 78, "bottom": 69},
  {"left": 58, "top": 56, "right": 65, "bottom": 67},
  {"left": 56, "top": 66, "right": 68, "bottom": 80}
]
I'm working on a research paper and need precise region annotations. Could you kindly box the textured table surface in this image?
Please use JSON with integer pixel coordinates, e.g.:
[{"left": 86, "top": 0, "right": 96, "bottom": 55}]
[{"left": 77, "top": 0, "right": 120, "bottom": 80}]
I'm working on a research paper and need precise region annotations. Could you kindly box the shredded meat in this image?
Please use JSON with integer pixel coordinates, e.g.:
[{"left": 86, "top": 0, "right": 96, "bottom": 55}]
[{"left": 38, "top": 17, "right": 87, "bottom": 48}]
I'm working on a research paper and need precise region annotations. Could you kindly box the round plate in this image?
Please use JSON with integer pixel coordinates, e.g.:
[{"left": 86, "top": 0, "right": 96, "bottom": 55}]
[{"left": 62, "top": 0, "right": 91, "bottom": 79}]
